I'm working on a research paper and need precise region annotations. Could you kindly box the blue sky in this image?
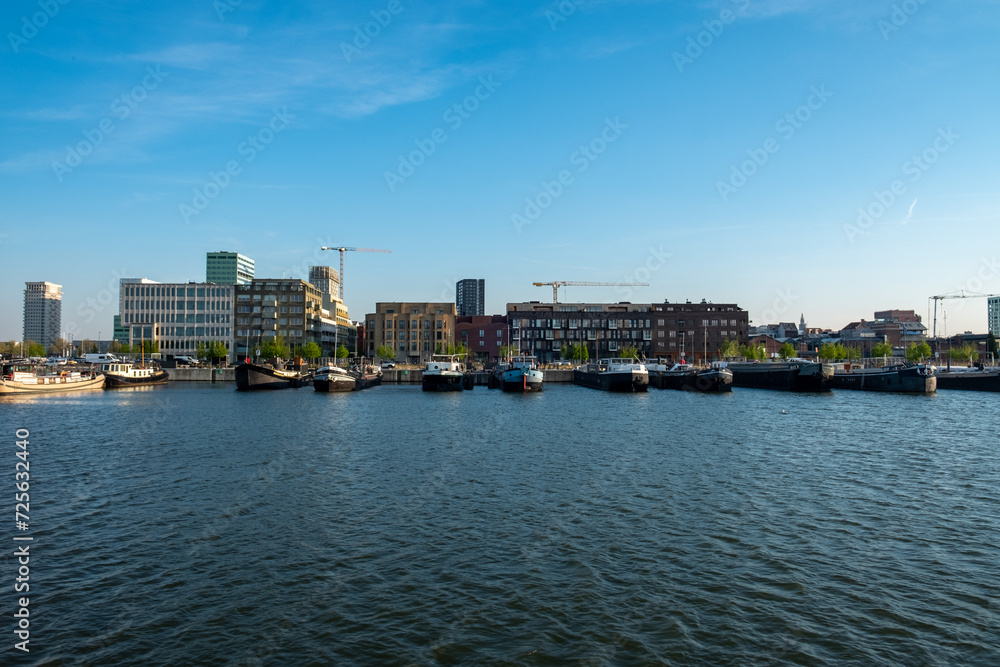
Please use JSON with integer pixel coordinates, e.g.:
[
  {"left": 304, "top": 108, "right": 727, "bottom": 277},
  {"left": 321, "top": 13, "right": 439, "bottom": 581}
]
[{"left": 2, "top": 0, "right": 998, "bottom": 341}]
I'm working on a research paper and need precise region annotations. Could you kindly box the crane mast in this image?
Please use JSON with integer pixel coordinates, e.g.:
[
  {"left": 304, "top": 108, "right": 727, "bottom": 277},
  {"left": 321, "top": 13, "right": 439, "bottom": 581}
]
[
  {"left": 532, "top": 280, "right": 649, "bottom": 303},
  {"left": 929, "top": 291, "right": 1000, "bottom": 339},
  {"left": 320, "top": 246, "right": 391, "bottom": 301}
]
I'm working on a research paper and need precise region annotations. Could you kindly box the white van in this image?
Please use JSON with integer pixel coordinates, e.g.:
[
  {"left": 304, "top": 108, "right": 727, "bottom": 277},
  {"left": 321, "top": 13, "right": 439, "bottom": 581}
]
[{"left": 84, "top": 353, "right": 121, "bottom": 364}]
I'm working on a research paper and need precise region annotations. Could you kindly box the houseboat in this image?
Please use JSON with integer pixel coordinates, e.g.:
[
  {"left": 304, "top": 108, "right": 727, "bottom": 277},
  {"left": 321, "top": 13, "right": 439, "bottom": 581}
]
[
  {"left": 100, "top": 361, "right": 169, "bottom": 388},
  {"left": 1, "top": 361, "right": 105, "bottom": 395}
]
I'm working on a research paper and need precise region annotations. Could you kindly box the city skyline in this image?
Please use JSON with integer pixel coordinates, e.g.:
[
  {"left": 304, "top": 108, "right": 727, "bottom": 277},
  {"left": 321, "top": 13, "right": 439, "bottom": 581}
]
[{"left": 2, "top": 1, "right": 999, "bottom": 340}]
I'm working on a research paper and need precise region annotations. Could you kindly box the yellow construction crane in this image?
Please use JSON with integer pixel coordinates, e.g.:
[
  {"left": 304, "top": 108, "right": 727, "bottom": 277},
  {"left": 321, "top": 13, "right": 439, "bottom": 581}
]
[
  {"left": 320, "top": 246, "right": 391, "bottom": 301},
  {"left": 930, "top": 290, "right": 1000, "bottom": 338},
  {"left": 532, "top": 280, "right": 648, "bottom": 303}
]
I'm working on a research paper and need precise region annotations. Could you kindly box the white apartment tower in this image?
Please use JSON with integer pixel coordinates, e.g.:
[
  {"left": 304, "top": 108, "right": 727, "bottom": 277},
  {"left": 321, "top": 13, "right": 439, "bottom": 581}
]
[{"left": 23, "top": 281, "right": 62, "bottom": 347}]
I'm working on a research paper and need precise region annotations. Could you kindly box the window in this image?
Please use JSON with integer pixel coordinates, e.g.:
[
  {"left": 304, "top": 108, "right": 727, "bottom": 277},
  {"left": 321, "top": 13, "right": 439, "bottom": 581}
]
[
  {"left": 657, "top": 319, "right": 664, "bottom": 326},
  {"left": 479, "top": 330, "right": 485, "bottom": 337}
]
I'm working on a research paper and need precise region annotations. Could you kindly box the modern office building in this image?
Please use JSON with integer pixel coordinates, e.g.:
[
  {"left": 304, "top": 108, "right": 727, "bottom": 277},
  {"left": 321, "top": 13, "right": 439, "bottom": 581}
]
[
  {"left": 233, "top": 279, "right": 325, "bottom": 360},
  {"left": 113, "top": 314, "right": 128, "bottom": 344},
  {"left": 23, "top": 281, "right": 62, "bottom": 348},
  {"left": 206, "top": 251, "right": 255, "bottom": 285},
  {"left": 119, "top": 279, "right": 234, "bottom": 357},
  {"left": 308, "top": 266, "right": 340, "bottom": 300},
  {"left": 365, "top": 302, "right": 457, "bottom": 362},
  {"left": 989, "top": 297, "right": 1000, "bottom": 337},
  {"left": 456, "top": 279, "right": 485, "bottom": 317}
]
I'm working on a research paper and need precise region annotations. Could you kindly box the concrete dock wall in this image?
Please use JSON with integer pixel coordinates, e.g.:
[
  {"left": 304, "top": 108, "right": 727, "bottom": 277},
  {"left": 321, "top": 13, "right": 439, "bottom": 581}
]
[
  {"left": 167, "top": 367, "right": 235, "bottom": 382},
  {"left": 164, "top": 367, "right": 575, "bottom": 383}
]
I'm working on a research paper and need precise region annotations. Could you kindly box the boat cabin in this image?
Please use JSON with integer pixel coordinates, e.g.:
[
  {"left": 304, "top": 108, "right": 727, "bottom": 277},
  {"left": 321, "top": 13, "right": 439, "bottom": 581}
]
[{"left": 99, "top": 362, "right": 156, "bottom": 378}]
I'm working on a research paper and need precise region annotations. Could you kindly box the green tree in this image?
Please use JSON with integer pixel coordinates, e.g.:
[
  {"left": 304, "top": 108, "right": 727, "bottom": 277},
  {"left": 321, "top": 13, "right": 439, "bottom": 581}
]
[
  {"left": 619, "top": 345, "right": 640, "bottom": 360},
  {"left": 498, "top": 345, "right": 519, "bottom": 359},
  {"left": 195, "top": 342, "right": 208, "bottom": 360},
  {"left": 778, "top": 342, "right": 796, "bottom": 359},
  {"left": 845, "top": 346, "right": 863, "bottom": 362},
  {"left": 336, "top": 344, "right": 349, "bottom": 359},
  {"left": 260, "top": 335, "right": 290, "bottom": 359},
  {"left": 987, "top": 333, "right": 998, "bottom": 356},
  {"left": 302, "top": 341, "right": 322, "bottom": 360},
  {"left": 26, "top": 340, "right": 46, "bottom": 357},
  {"left": 905, "top": 341, "right": 932, "bottom": 363},
  {"left": 719, "top": 338, "right": 741, "bottom": 359},
  {"left": 140, "top": 340, "right": 159, "bottom": 354},
  {"left": 740, "top": 343, "right": 766, "bottom": 361},
  {"left": 948, "top": 343, "right": 979, "bottom": 365},
  {"left": 871, "top": 342, "right": 893, "bottom": 358},
  {"left": 47, "top": 337, "right": 70, "bottom": 356},
  {"left": 375, "top": 345, "right": 395, "bottom": 360},
  {"left": 206, "top": 341, "right": 229, "bottom": 364},
  {"left": 818, "top": 342, "right": 847, "bottom": 361},
  {"left": 117, "top": 342, "right": 133, "bottom": 354},
  {"left": 562, "top": 342, "right": 589, "bottom": 362}
]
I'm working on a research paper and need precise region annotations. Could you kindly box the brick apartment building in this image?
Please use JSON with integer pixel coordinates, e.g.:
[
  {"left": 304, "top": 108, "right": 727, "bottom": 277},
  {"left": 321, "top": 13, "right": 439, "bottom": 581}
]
[
  {"left": 365, "top": 302, "right": 456, "bottom": 363},
  {"left": 649, "top": 300, "right": 749, "bottom": 363},
  {"left": 456, "top": 315, "right": 508, "bottom": 361}
]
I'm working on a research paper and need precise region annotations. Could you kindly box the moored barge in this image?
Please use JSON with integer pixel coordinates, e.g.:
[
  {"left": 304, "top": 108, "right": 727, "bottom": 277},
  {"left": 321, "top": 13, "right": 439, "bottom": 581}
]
[
  {"left": 235, "top": 362, "right": 305, "bottom": 391},
  {"left": 726, "top": 360, "right": 833, "bottom": 392},
  {"left": 934, "top": 367, "right": 1000, "bottom": 392},
  {"left": 648, "top": 362, "right": 732, "bottom": 392},
  {"left": 830, "top": 363, "right": 935, "bottom": 393},
  {"left": 573, "top": 358, "right": 648, "bottom": 392}
]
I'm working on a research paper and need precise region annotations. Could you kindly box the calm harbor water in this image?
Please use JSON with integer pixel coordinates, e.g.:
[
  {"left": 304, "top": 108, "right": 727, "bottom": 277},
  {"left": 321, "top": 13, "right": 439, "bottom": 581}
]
[{"left": 3, "top": 383, "right": 999, "bottom": 665}]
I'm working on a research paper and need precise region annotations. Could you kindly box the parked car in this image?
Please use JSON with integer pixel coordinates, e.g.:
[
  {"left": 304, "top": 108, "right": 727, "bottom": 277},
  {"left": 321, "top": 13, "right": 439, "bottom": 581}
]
[
  {"left": 380, "top": 362, "right": 396, "bottom": 369},
  {"left": 174, "top": 356, "right": 201, "bottom": 366}
]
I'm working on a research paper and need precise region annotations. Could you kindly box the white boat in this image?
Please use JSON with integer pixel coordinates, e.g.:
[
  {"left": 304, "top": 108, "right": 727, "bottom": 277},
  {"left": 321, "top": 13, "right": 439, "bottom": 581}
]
[
  {"left": 0, "top": 361, "right": 105, "bottom": 394},
  {"left": 422, "top": 355, "right": 465, "bottom": 392}
]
